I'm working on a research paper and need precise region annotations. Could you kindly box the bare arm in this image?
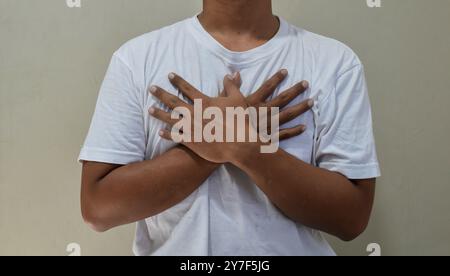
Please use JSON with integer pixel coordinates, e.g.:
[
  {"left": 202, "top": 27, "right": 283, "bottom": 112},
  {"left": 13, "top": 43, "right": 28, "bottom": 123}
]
[
  {"left": 232, "top": 146, "right": 376, "bottom": 241},
  {"left": 81, "top": 146, "right": 218, "bottom": 232}
]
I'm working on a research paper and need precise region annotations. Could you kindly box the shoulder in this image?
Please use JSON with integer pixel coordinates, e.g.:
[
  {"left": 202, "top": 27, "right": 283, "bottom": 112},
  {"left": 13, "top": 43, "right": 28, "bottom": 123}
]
[
  {"left": 111, "top": 18, "right": 190, "bottom": 68},
  {"left": 288, "top": 22, "right": 363, "bottom": 82},
  {"left": 285, "top": 23, "right": 368, "bottom": 109}
]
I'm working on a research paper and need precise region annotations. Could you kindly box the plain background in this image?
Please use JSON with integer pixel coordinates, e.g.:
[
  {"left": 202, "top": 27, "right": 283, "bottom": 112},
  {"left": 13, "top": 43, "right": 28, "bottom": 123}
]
[{"left": 1, "top": 0, "right": 449, "bottom": 256}]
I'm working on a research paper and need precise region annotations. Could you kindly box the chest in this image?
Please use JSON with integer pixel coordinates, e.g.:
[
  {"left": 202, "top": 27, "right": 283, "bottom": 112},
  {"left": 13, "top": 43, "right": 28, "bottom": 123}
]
[{"left": 141, "top": 50, "right": 316, "bottom": 163}]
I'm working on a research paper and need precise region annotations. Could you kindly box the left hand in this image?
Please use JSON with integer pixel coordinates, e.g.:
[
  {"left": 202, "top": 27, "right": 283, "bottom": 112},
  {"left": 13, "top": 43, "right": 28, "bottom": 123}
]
[{"left": 150, "top": 73, "right": 255, "bottom": 164}]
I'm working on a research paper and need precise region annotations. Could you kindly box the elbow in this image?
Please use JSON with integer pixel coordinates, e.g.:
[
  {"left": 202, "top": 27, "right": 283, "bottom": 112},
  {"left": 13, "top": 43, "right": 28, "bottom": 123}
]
[
  {"left": 81, "top": 203, "right": 112, "bottom": 233},
  {"left": 338, "top": 216, "right": 370, "bottom": 242},
  {"left": 336, "top": 196, "right": 374, "bottom": 242},
  {"left": 338, "top": 224, "right": 367, "bottom": 242}
]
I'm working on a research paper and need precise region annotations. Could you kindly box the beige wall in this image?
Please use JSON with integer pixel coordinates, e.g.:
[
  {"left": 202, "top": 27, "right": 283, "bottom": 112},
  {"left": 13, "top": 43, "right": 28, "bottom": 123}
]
[{"left": 1, "top": 0, "right": 449, "bottom": 256}]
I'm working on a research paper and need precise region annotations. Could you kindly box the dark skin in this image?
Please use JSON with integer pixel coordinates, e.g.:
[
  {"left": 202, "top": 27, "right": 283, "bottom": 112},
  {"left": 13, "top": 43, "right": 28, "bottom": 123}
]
[
  {"left": 151, "top": 73, "right": 375, "bottom": 242},
  {"left": 81, "top": 71, "right": 312, "bottom": 232},
  {"left": 81, "top": 0, "right": 376, "bottom": 241},
  {"left": 200, "top": 0, "right": 280, "bottom": 52}
]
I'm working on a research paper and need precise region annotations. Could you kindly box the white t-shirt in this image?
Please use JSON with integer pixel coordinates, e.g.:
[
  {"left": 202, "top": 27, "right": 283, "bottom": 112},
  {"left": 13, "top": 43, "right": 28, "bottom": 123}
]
[{"left": 79, "top": 16, "right": 380, "bottom": 256}]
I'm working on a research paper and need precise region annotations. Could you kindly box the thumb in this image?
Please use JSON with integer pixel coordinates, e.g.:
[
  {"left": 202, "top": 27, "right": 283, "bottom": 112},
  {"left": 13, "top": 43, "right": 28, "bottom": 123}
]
[
  {"left": 220, "top": 72, "right": 241, "bottom": 97},
  {"left": 223, "top": 73, "right": 241, "bottom": 98},
  {"left": 233, "top": 72, "right": 242, "bottom": 88}
]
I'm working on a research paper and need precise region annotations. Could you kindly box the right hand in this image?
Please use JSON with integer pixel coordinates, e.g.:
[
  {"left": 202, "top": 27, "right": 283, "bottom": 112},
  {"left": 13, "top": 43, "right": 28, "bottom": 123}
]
[{"left": 224, "top": 70, "right": 314, "bottom": 140}]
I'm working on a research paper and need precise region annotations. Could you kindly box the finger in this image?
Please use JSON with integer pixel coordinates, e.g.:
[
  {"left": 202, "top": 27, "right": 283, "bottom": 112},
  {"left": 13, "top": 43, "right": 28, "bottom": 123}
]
[
  {"left": 149, "top": 85, "right": 192, "bottom": 110},
  {"left": 223, "top": 74, "right": 242, "bottom": 98},
  {"left": 251, "top": 69, "right": 288, "bottom": 102},
  {"left": 279, "top": 99, "right": 314, "bottom": 125},
  {"left": 168, "top": 73, "right": 208, "bottom": 101},
  {"left": 268, "top": 81, "right": 309, "bottom": 108},
  {"left": 158, "top": 129, "right": 175, "bottom": 141},
  {"left": 279, "top": 125, "right": 307, "bottom": 141},
  {"left": 149, "top": 107, "right": 180, "bottom": 126},
  {"left": 220, "top": 72, "right": 241, "bottom": 97}
]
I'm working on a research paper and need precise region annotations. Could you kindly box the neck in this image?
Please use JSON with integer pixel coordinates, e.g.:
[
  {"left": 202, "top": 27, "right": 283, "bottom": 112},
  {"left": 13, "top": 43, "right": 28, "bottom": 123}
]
[{"left": 199, "top": 0, "right": 278, "bottom": 40}]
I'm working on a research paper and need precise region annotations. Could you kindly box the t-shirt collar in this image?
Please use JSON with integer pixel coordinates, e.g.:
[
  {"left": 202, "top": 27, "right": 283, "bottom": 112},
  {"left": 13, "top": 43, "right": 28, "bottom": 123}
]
[{"left": 187, "top": 14, "right": 290, "bottom": 67}]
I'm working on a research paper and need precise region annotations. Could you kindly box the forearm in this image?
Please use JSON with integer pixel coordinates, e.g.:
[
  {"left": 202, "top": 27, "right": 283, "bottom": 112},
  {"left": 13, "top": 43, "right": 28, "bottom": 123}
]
[
  {"left": 232, "top": 147, "right": 375, "bottom": 241},
  {"left": 81, "top": 146, "right": 219, "bottom": 232}
]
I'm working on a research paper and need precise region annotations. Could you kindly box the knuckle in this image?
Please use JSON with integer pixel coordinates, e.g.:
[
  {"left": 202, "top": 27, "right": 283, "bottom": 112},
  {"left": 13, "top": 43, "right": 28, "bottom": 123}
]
[
  {"left": 286, "top": 110, "right": 294, "bottom": 118},
  {"left": 170, "top": 96, "right": 178, "bottom": 105},
  {"left": 291, "top": 83, "right": 303, "bottom": 94},
  {"left": 248, "top": 95, "right": 259, "bottom": 105},
  {"left": 262, "top": 82, "right": 272, "bottom": 91},
  {"left": 179, "top": 82, "right": 190, "bottom": 92},
  {"left": 278, "top": 74, "right": 287, "bottom": 83},
  {"left": 280, "top": 93, "right": 290, "bottom": 102},
  {"left": 152, "top": 108, "right": 160, "bottom": 116},
  {"left": 275, "top": 73, "right": 284, "bottom": 82},
  {"left": 282, "top": 132, "right": 292, "bottom": 139}
]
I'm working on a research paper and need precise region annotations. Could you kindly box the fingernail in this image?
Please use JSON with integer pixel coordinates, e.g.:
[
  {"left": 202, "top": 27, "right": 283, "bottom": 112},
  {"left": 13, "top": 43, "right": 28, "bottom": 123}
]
[
  {"left": 302, "top": 81, "right": 309, "bottom": 89},
  {"left": 159, "top": 130, "right": 165, "bottom": 136},
  {"left": 281, "top": 69, "right": 288, "bottom": 76},
  {"left": 232, "top": 72, "right": 239, "bottom": 79},
  {"left": 226, "top": 74, "right": 234, "bottom": 80},
  {"left": 308, "top": 99, "right": 315, "bottom": 107},
  {"left": 301, "top": 125, "right": 307, "bottom": 132},
  {"left": 168, "top": 73, "right": 175, "bottom": 80},
  {"left": 150, "top": 86, "right": 157, "bottom": 94},
  {"left": 149, "top": 107, "right": 156, "bottom": 114}
]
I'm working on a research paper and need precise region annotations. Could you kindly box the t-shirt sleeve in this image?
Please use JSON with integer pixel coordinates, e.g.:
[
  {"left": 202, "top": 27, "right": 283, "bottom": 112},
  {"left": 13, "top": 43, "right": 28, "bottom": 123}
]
[
  {"left": 314, "top": 64, "right": 381, "bottom": 179},
  {"left": 78, "top": 53, "right": 146, "bottom": 165}
]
